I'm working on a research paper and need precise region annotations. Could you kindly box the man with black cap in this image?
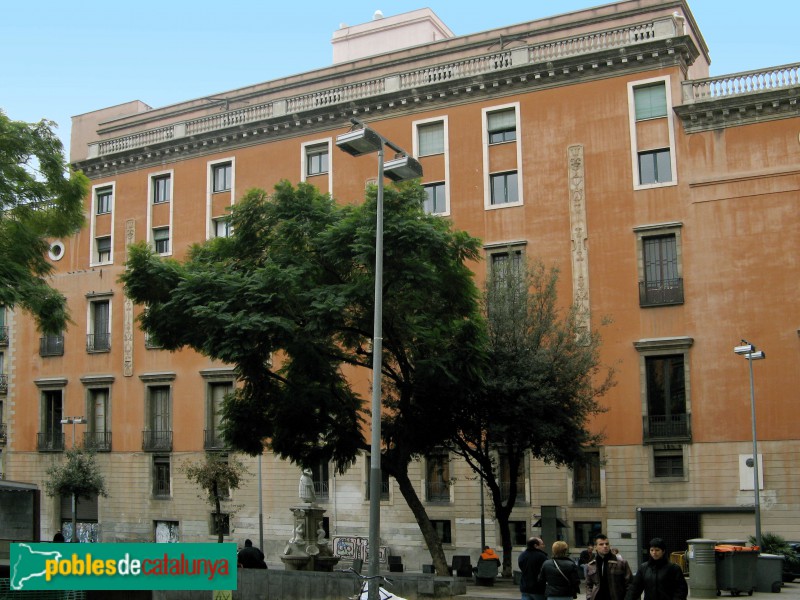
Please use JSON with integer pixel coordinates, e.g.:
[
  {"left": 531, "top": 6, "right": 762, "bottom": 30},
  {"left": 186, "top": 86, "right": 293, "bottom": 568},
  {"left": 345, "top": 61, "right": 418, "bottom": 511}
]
[{"left": 624, "top": 538, "right": 687, "bottom": 600}]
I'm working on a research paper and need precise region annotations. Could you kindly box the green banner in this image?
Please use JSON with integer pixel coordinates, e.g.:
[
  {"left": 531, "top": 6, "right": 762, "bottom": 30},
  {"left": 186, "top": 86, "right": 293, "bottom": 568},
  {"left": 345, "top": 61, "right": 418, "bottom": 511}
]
[{"left": 10, "top": 543, "right": 237, "bottom": 591}]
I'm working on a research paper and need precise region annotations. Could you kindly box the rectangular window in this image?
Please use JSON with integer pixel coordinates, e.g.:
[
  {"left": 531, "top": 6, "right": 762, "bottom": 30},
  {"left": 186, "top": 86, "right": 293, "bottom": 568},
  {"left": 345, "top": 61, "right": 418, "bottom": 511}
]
[
  {"left": 214, "top": 218, "right": 232, "bottom": 238},
  {"left": 490, "top": 171, "right": 518, "bottom": 205},
  {"left": 88, "top": 299, "right": 110, "bottom": 352},
  {"left": 365, "top": 461, "right": 390, "bottom": 501},
  {"left": 425, "top": 453, "right": 450, "bottom": 502},
  {"left": 205, "top": 382, "right": 231, "bottom": 450},
  {"left": 423, "top": 182, "right": 446, "bottom": 214},
  {"left": 86, "top": 388, "right": 111, "bottom": 451},
  {"left": 153, "top": 228, "right": 170, "bottom": 255},
  {"left": 39, "top": 333, "right": 64, "bottom": 356},
  {"left": 210, "top": 513, "right": 230, "bottom": 536},
  {"left": 573, "top": 450, "right": 601, "bottom": 503},
  {"left": 510, "top": 521, "right": 527, "bottom": 546},
  {"left": 490, "top": 249, "right": 523, "bottom": 289},
  {"left": 311, "top": 460, "right": 330, "bottom": 500},
  {"left": 638, "top": 149, "right": 672, "bottom": 185},
  {"left": 574, "top": 521, "right": 602, "bottom": 548},
  {"left": 306, "top": 145, "right": 329, "bottom": 176},
  {"left": 96, "top": 237, "right": 111, "bottom": 263},
  {"left": 418, "top": 122, "right": 445, "bottom": 156},
  {"left": 634, "top": 83, "right": 668, "bottom": 120},
  {"left": 154, "top": 520, "right": 180, "bottom": 543},
  {"left": 654, "top": 448, "right": 684, "bottom": 478},
  {"left": 96, "top": 188, "right": 112, "bottom": 214},
  {"left": 488, "top": 109, "right": 517, "bottom": 144},
  {"left": 39, "top": 389, "right": 64, "bottom": 451},
  {"left": 152, "top": 175, "right": 171, "bottom": 204},
  {"left": 145, "top": 386, "right": 172, "bottom": 451},
  {"left": 641, "top": 234, "right": 683, "bottom": 306},
  {"left": 431, "top": 520, "right": 452, "bottom": 544},
  {"left": 153, "top": 455, "right": 171, "bottom": 497},
  {"left": 213, "top": 163, "right": 232, "bottom": 193},
  {"left": 645, "top": 355, "right": 688, "bottom": 440}
]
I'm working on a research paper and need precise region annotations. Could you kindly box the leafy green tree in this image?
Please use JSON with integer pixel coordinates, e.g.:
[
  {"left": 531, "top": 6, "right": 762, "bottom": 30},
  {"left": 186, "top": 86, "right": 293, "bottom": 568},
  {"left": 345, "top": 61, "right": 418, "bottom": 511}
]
[
  {"left": 44, "top": 448, "right": 108, "bottom": 542},
  {"left": 0, "top": 110, "right": 89, "bottom": 333},
  {"left": 449, "top": 257, "right": 614, "bottom": 575},
  {"left": 183, "top": 452, "right": 249, "bottom": 543},
  {"left": 120, "top": 181, "right": 485, "bottom": 574}
]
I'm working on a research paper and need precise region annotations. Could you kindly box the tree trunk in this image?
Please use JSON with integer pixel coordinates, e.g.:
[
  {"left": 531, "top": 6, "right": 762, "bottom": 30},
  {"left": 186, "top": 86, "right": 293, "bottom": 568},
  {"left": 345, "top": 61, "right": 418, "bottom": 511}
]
[
  {"left": 392, "top": 469, "right": 450, "bottom": 575},
  {"left": 71, "top": 494, "right": 78, "bottom": 543},
  {"left": 213, "top": 482, "right": 223, "bottom": 543}
]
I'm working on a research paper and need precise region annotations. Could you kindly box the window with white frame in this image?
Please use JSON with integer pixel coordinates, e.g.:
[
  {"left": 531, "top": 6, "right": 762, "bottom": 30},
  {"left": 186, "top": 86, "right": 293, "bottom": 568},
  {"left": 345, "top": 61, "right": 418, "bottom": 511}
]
[
  {"left": 634, "top": 82, "right": 668, "bottom": 120},
  {"left": 417, "top": 121, "right": 445, "bottom": 156},
  {"left": 490, "top": 171, "right": 518, "bottom": 205},
  {"left": 152, "top": 175, "right": 171, "bottom": 204},
  {"left": 87, "top": 298, "right": 111, "bottom": 353},
  {"left": 96, "top": 236, "right": 111, "bottom": 264},
  {"left": 305, "top": 144, "right": 329, "bottom": 176},
  {"left": 423, "top": 182, "right": 446, "bottom": 214},
  {"left": 213, "top": 218, "right": 232, "bottom": 238},
  {"left": 152, "top": 227, "right": 170, "bottom": 255},
  {"left": 487, "top": 109, "right": 517, "bottom": 144},
  {"left": 96, "top": 187, "right": 112, "bottom": 215},
  {"left": 212, "top": 163, "right": 232, "bottom": 193},
  {"left": 638, "top": 149, "right": 672, "bottom": 185}
]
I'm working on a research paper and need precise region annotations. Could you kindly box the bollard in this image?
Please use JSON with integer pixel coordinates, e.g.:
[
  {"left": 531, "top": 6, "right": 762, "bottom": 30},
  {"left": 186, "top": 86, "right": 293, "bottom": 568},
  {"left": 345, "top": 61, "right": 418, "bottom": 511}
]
[{"left": 687, "top": 538, "right": 718, "bottom": 598}]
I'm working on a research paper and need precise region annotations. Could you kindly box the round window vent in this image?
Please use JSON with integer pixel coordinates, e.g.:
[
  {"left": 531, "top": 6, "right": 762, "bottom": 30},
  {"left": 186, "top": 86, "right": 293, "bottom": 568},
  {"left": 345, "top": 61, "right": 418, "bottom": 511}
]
[{"left": 48, "top": 240, "right": 65, "bottom": 261}]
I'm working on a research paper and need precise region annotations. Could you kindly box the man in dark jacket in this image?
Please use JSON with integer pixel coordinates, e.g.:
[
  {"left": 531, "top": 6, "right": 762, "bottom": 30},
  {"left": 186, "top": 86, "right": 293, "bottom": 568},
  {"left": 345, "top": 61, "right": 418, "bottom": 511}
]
[
  {"left": 519, "top": 537, "right": 548, "bottom": 600},
  {"left": 237, "top": 539, "right": 267, "bottom": 569},
  {"left": 586, "top": 534, "right": 632, "bottom": 600},
  {"left": 625, "top": 538, "right": 687, "bottom": 600}
]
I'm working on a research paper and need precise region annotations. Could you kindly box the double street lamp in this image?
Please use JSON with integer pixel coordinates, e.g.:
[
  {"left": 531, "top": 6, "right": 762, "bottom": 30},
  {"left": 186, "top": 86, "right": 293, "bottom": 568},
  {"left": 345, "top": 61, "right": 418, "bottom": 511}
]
[
  {"left": 336, "top": 119, "right": 422, "bottom": 598},
  {"left": 60, "top": 416, "right": 87, "bottom": 449},
  {"left": 733, "top": 341, "right": 765, "bottom": 549},
  {"left": 59, "top": 416, "right": 87, "bottom": 542}
]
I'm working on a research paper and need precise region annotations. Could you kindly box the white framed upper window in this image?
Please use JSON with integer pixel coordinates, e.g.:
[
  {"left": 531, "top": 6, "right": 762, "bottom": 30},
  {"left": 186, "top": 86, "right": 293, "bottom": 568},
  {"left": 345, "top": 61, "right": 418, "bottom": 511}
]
[
  {"left": 305, "top": 143, "right": 329, "bottom": 176},
  {"left": 96, "top": 187, "right": 112, "bottom": 215},
  {"left": 95, "top": 236, "right": 112, "bottom": 264},
  {"left": 423, "top": 182, "right": 447, "bottom": 215},
  {"left": 482, "top": 103, "right": 523, "bottom": 210},
  {"left": 634, "top": 82, "right": 668, "bottom": 120},
  {"left": 487, "top": 109, "right": 517, "bottom": 144},
  {"left": 152, "top": 227, "right": 170, "bottom": 255},
  {"left": 89, "top": 182, "right": 115, "bottom": 267},
  {"left": 417, "top": 121, "right": 445, "bottom": 156},
  {"left": 628, "top": 76, "right": 677, "bottom": 190},
  {"left": 152, "top": 174, "right": 171, "bottom": 204},
  {"left": 212, "top": 162, "right": 232, "bottom": 193},
  {"left": 213, "top": 218, "right": 232, "bottom": 238}
]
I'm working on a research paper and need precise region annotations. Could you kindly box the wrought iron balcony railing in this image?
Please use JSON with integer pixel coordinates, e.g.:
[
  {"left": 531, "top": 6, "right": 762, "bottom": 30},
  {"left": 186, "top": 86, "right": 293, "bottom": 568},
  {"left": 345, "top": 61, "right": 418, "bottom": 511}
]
[
  {"left": 83, "top": 431, "right": 112, "bottom": 452},
  {"left": 573, "top": 483, "right": 601, "bottom": 504},
  {"left": 40, "top": 334, "right": 65, "bottom": 356},
  {"left": 425, "top": 481, "right": 451, "bottom": 503},
  {"left": 643, "top": 413, "right": 692, "bottom": 442},
  {"left": 313, "top": 481, "right": 330, "bottom": 501},
  {"left": 0, "top": 374, "right": 7, "bottom": 395},
  {"left": 639, "top": 278, "right": 684, "bottom": 307},
  {"left": 37, "top": 432, "right": 65, "bottom": 452},
  {"left": 142, "top": 430, "right": 173, "bottom": 451},
  {"left": 203, "top": 429, "right": 229, "bottom": 450},
  {"left": 0, "top": 326, "right": 8, "bottom": 346},
  {"left": 86, "top": 333, "right": 111, "bottom": 353}
]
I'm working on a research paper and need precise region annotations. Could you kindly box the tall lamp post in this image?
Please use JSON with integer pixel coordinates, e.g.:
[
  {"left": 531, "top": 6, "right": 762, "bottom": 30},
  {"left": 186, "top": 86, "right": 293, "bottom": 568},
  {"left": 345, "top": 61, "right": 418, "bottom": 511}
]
[
  {"left": 59, "top": 416, "right": 87, "bottom": 542},
  {"left": 60, "top": 416, "right": 87, "bottom": 449},
  {"left": 336, "top": 119, "right": 422, "bottom": 598},
  {"left": 733, "top": 341, "right": 765, "bottom": 549}
]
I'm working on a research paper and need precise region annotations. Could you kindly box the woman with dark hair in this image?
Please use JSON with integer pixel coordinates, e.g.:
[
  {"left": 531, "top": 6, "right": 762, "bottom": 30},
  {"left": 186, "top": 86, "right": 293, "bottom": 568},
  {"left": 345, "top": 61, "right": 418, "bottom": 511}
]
[
  {"left": 538, "top": 541, "right": 582, "bottom": 600},
  {"left": 625, "top": 538, "right": 687, "bottom": 600}
]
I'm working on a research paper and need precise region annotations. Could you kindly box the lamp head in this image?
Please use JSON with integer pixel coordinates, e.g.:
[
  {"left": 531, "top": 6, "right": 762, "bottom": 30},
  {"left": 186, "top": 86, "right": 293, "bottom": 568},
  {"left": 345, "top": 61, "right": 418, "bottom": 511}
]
[
  {"left": 335, "top": 127, "right": 383, "bottom": 157},
  {"left": 745, "top": 351, "right": 765, "bottom": 360},
  {"left": 734, "top": 344, "right": 755, "bottom": 355},
  {"left": 383, "top": 155, "right": 423, "bottom": 181}
]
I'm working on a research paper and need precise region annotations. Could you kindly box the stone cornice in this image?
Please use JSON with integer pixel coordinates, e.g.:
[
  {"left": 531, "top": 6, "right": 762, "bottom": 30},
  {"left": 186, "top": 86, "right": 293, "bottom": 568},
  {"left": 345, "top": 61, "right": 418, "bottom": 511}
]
[{"left": 74, "top": 34, "right": 698, "bottom": 179}]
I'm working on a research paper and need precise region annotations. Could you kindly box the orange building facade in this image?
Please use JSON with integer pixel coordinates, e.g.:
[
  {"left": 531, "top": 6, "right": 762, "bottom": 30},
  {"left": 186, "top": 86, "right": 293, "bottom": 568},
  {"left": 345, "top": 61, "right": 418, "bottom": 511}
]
[{"left": 2, "top": 0, "right": 799, "bottom": 566}]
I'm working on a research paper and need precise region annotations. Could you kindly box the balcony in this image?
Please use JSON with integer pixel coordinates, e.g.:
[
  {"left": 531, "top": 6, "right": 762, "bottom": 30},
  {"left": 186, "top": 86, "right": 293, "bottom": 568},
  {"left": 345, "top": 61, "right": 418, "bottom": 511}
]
[
  {"left": 643, "top": 413, "right": 692, "bottom": 443},
  {"left": 639, "top": 278, "right": 684, "bottom": 307},
  {"left": 143, "top": 430, "right": 172, "bottom": 451},
  {"left": 425, "top": 481, "right": 451, "bottom": 503},
  {"left": 313, "top": 481, "right": 329, "bottom": 501},
  {"left": 0, "top": 374, "right": 7, "bottom": 395},
  {"left": 0, "top": 422, "right": 6, "bottom": 444},
  {"left": 37, "top": 432, "right": 65, "bottom": 452},
  {"left": 0, "top": 326, "right": 8, "bottom": 346},
  {"left": 40, "top": 334, "right": 65, "bottom": 357},
  {"left": 203, "top": 429, "right": 228, "bottom": 451},
  {"left": 86, "top": 333, "right": 111, "bottom": 353},
  {"left": 83, "top": 430, "right": 112, "bottom": 452}
]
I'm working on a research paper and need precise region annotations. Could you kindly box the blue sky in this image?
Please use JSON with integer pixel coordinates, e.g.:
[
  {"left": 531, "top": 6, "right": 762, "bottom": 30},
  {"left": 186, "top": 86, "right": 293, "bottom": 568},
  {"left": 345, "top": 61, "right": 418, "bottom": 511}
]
[{"left": 2, "top": 1, "right": 797, "bottom": 154}]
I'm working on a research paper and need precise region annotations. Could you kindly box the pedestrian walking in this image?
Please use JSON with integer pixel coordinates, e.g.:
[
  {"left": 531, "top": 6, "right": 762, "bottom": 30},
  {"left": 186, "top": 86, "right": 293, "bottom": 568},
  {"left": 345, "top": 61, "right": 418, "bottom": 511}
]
[
  {"left": 624, "top": 538, "right": 687, "bottom": 600},
  {"left": 586, "top": 534, "right": 632, "bottom": 600},
  {"left": 538, "top": 541, "right": 581, "bottom": 600},
  {"left": 579, "top": 541, "right": 595, "bottom": 579},
  {"left": 519, "top": 537, "right": 548, "bottom": 600}
]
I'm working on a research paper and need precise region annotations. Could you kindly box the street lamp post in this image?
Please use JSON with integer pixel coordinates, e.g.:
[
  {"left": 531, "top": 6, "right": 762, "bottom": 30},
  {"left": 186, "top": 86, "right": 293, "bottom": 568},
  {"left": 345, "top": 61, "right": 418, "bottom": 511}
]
[
  {"left": 60, "top": 416, "right": 87, "bottom": 449},
  {"left": 59, "top": 416, "right": 87, "bottom": 542},
  {"left": 336, "top": 119, "right": 422, "bottom": 599},
  {"left": 733, "top": 341, "right": 766, "bottom": 549}
]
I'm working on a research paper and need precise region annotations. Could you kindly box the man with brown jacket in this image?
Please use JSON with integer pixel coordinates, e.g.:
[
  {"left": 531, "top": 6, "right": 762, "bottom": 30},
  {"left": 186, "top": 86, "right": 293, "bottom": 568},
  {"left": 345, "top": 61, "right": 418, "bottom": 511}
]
[{"left": 586, "top": 534, "right": 632, "bottom": 600}]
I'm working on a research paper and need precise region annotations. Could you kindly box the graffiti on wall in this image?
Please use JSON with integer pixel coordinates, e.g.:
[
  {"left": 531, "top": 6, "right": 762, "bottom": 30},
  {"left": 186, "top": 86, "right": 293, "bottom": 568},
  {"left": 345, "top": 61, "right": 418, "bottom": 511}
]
[{"left": 332, "top": 536, "right": 389, "bottom": 563}]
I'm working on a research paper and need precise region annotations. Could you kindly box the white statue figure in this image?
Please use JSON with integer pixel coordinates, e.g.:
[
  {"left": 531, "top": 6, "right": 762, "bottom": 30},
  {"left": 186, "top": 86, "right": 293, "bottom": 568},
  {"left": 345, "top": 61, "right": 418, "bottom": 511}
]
[
  {"left": 317, "top": 524, "right": 328, "bottom": 545},
  {"left": 299, "top": 468, "right": 316, "bottom": 503}
]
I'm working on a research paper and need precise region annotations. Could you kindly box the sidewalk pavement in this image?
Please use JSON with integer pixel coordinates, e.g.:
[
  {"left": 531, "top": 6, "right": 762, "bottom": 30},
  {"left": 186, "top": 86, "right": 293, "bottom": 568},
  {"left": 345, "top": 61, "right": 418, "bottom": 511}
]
[{"left": 462, "top": 577, "right": 800, "bottom": 600}]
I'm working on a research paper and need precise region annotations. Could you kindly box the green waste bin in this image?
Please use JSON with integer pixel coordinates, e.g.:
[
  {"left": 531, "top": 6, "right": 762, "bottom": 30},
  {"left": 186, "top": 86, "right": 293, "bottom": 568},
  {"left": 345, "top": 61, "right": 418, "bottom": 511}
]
[
  {"left": 756, "top": 554, "right": 784, "bottom": 593},
  {"left": 716, "top": 545, "right": 759, "bottom": 596}
]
